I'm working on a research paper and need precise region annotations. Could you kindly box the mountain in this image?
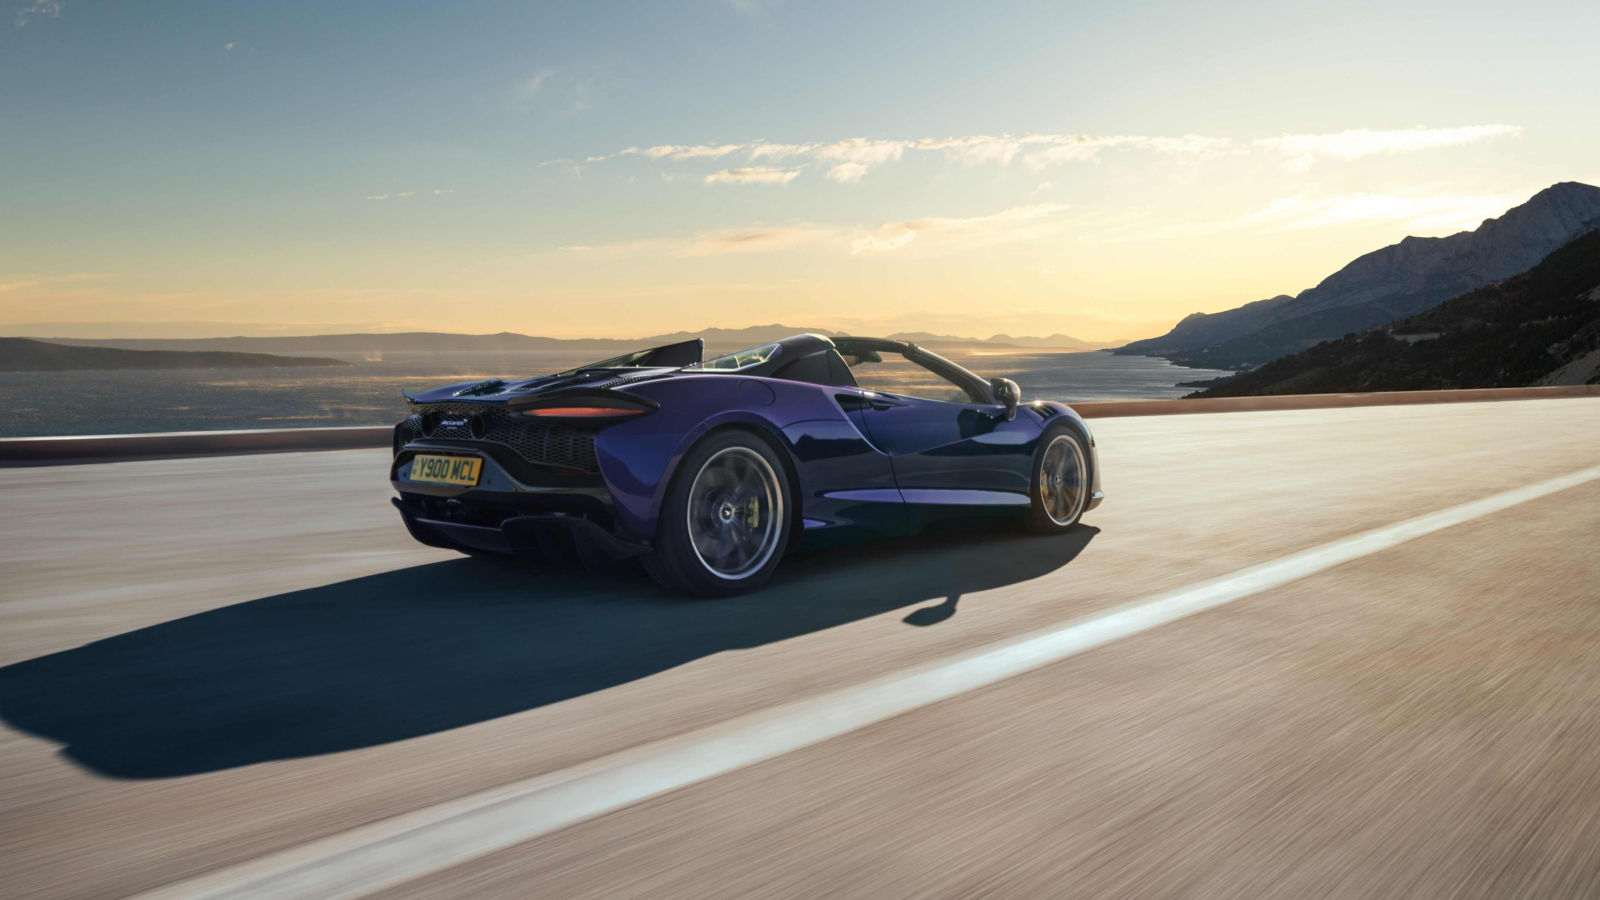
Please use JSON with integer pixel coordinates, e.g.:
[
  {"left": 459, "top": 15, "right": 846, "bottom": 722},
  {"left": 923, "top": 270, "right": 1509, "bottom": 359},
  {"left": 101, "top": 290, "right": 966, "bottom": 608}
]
[
  {"left": 44, "top": 331, "right": 602, "bottom": 354},
  {"left": 883, "top": 331, "right": 1107, "bottom": 350},
  {"left": 0, "top": 338, "right": 349, "bottom": 372},
  {"left": 1119, "top": 182, "right": 1600, "bottom": 369},
  {"left": 1190, "top": 227, "right": 1600, "bottom": 397},
  {"left": 983, "top": 333, "right": 1109, "bottom": 350},
  {"left": 40, "top": 327, "right": 831, "bottom": 355},
  {"left": 41, "top": 325, "right": 1107, "bottom": 355},
  {"left": 631, "top": 324, "right": 841, "bottom": 347}
]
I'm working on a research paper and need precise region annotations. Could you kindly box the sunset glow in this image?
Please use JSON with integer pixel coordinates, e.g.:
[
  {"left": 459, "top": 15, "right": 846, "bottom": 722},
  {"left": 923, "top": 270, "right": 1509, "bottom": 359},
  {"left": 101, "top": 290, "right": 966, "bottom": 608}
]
[{"left": 2, "top": 1, "right": 1594, "bottom": 341}]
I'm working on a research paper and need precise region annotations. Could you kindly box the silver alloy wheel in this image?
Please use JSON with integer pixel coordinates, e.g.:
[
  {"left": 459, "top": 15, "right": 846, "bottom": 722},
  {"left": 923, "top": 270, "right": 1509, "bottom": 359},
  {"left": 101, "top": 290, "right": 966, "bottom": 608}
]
[
  {"left": 1039, "top": 433, "right": 1088, "bottom": 527},
  {"left": 686, "top": 446, "right": 783, "bottom": 580}
]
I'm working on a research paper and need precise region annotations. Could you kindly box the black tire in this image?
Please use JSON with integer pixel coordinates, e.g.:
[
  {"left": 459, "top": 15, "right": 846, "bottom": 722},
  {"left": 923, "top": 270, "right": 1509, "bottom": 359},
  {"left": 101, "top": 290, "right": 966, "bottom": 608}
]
[
  {"left": 1027, "top": 426, "right": 1091, "bottom": 534},
  {"left": 641, "top": 429, "right": 794, "bottom": 597}
]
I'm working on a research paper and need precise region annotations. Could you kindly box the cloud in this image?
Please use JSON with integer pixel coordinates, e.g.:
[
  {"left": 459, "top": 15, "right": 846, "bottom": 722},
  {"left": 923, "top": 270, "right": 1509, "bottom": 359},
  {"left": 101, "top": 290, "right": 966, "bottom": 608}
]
[
  {"left": 363, "top": 189, "right": 449, "bottom": 201},
  {"left": 640, "top": 143, "right": 745, "bottom": 161},
  {"left": 686, "top": 225, "right": 830, "bottom": 255},
  {"left": 1020, "top": 134, "right": 1232, "bottom": 170},
  {"left": 1268, "top": 192, "right": 1521, "bottom": 232},
  {"left": 570, "top": 125, "right": 1516, "bottom": 181},
  {"left": 1145, "top": 191, "right": 1526, "bottom": 241},
  {"left": 524, "top": 70, "right": 553, "bottom": 95},
  {"left": 814, "top": 138, "right": 909, "bottom": 167},
  {"left": 1130, "top": 135, "right": 1235, "bottom": 156},
  {"left": 14, "top": 0, "right": 59, "bottom": 27},
  {"left": 849, "top": 203, "right": 1070, "bottom": 254},
  {"left": 825, "top": 162, "right": 869, "bottom": 183},
  {"left": 810, "top": 141, "right": 910, "bottom": 181},
  {"left": 747, "top": 143, "right": 814, "bottom": 161},
  {"left": 850, "top": 229, "right": 917, "bottom": 254},
  {"left": 561, "top": 203, "right": 1070, "bottom": 259},
  {"left": 704, "top": 166, "right": 802, "bottom": 185},
  {"left": 1020, "top": 139, "right": 1113, "bottom": 169},
  {"left": 513, "top": 69, "right": 593, "bottom": 116},
  {"left": 1255, "top": 125, "right": 1521, "bottom": 172},
  {"left": 14, "top": 0, "right": 57, "bottom": 26},
  {"left": 564, "top": 191, "right": 1505, "bottom": 261},
  {"left": 915, "top": 136, "right": 1023, "bottom": 166},
  {"left": 564, "top": 224, "right": 832, "bottom": 258},
  {"left": 573, "top": 132, "right": 1233, "bottom": 180},
  {"left": 0, "top": 272, "right": 106, "bottom": 294}
]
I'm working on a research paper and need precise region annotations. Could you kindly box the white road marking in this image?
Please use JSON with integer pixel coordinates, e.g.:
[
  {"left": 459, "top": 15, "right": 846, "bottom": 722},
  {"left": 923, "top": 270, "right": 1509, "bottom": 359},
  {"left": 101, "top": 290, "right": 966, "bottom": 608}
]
[{"left": 138, "top": 464, "right": 1600, "bottom": 900}]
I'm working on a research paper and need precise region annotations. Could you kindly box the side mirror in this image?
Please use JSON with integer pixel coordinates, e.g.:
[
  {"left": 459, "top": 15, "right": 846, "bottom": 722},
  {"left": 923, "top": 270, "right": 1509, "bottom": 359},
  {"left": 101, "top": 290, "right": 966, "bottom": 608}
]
[{"left": 989, "top": 377, "right": 1020, "bottom": 421}]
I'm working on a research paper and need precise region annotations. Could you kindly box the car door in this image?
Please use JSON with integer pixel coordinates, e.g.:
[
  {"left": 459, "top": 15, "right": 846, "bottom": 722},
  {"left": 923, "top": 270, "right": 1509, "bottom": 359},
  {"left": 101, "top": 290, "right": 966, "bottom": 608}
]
[{"left": 840, "top": 353, "right": 1035, "bottom": 502}]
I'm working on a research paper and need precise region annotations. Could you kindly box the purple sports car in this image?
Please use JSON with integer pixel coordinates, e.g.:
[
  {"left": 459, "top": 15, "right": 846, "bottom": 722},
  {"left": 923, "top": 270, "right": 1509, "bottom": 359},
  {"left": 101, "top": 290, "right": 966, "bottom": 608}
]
[{"left": 391, "top": 333, "right": 1102, "bottom": 596}]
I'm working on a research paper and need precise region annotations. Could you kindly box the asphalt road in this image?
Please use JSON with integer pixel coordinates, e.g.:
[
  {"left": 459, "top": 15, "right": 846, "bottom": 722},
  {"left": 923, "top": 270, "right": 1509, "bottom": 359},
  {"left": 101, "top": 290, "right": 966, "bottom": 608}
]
[{"left": 2, "top": 398, "right": 1598, "bottom": 899}]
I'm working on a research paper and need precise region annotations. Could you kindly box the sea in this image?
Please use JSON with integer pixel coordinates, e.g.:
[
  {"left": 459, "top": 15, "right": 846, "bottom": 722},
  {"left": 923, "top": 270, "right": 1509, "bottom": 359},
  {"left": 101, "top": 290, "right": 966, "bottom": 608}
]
[{"left": 0, "top": 350, "right": 1231, "bottom": 438}]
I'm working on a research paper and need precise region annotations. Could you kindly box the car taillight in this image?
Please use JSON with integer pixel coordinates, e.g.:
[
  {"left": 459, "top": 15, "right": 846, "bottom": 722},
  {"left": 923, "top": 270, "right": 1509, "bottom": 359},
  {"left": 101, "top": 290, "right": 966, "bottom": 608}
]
[
  {"left": 508, "top": 389, "right": 659, "bottom": 420},
  {"left": 520, "top": 406, "right": 648, "bottom": 418}
]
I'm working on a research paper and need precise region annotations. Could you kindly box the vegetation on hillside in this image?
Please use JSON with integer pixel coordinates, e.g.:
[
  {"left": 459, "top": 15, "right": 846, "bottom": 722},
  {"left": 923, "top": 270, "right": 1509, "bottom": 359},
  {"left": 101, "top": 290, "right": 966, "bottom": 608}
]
[{"left": 1192, "top": 229, "right": 1600, "bottom": 397}]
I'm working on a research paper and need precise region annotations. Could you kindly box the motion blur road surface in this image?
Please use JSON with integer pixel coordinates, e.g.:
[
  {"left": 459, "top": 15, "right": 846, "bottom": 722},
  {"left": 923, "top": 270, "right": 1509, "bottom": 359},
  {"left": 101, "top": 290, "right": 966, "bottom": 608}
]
[{"left": 2, "top": 398, "right": 1598, "bottom": 899}]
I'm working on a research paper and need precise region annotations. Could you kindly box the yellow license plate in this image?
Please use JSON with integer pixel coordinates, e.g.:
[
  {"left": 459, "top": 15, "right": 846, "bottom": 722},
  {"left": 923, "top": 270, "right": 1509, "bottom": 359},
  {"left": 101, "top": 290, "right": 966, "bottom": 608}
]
[{"left": 408, "top": 454, "right": 482, "bottom": 486}]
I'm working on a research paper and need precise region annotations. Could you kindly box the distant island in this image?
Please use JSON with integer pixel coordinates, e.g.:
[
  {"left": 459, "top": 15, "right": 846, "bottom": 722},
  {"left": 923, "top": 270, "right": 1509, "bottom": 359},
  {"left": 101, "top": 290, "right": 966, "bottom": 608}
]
[
  {"left": 37, "top": 325, "right": 1114, "bottom": 355},
  {"left": 0, "top": 338, "right": 350, "bottom": 373},
  {"left": 1191, "top": 227, "right": 1600, "bottom": 397}
]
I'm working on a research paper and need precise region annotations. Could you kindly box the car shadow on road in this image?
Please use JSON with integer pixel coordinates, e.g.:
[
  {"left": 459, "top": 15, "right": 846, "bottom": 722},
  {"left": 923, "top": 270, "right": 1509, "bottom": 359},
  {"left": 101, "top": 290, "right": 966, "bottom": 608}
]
[{"left": 0, "top": 525, "right": 1096, "bottom": 779}]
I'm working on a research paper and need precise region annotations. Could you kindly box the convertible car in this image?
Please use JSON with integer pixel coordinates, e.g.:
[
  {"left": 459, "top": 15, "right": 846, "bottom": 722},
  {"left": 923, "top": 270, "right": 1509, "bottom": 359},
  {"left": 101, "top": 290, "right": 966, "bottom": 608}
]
[{"left": 390, "top": 333, "right": 1102, "bottom": 596}]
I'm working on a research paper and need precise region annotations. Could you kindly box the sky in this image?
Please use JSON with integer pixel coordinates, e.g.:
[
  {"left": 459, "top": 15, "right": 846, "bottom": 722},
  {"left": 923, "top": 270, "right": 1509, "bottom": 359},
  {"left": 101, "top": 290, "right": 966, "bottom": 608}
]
[{"left": 2, "top": 0, "right": 1596, "bottom": 342}]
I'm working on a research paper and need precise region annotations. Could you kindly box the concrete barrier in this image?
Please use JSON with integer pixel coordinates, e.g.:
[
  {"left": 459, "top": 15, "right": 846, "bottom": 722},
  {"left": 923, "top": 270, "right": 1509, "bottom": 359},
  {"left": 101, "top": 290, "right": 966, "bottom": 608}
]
[
  {"left": 1069, "top": 384, "right": 1600, "bottom": 418},
  {"left": 2, "top": 385, "right": 1596, "bottom": 465},
  {"left": 0, "top": 425, "right": 391, "bottom": 465}
]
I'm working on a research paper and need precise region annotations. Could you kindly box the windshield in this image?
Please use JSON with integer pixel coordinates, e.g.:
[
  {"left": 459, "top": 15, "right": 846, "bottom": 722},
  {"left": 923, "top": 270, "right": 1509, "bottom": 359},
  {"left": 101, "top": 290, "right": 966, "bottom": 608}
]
[
  {"left": 551, "top": 338, "right": 705, "bottom": 375},
  {"left": 692, "top": 342, "right": 780, "bottom": 371}
]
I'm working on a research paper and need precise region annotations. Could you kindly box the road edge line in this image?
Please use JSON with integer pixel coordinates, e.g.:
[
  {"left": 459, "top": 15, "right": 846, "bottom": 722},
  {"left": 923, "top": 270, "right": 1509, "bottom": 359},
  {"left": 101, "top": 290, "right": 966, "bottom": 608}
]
[{"left": 136, "top": 464, "right": 1600, "bottom": 900}]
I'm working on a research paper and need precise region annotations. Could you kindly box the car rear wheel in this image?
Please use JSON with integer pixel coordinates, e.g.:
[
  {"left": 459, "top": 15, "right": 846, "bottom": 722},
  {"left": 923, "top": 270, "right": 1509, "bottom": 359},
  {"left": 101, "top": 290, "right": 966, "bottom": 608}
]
[
  {"left": 642, "top": 430, "right": 793, "bottom": 597},
  {"left": 1027, "top": 428, "right": 1090, "bottom": 533}
]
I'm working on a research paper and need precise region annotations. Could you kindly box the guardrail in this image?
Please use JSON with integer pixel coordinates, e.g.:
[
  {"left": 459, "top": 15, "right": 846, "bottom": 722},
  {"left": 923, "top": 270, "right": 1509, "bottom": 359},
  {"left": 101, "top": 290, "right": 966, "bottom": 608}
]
[{"left": 2, "top": 385, "right": 1596, "bottom": 465}]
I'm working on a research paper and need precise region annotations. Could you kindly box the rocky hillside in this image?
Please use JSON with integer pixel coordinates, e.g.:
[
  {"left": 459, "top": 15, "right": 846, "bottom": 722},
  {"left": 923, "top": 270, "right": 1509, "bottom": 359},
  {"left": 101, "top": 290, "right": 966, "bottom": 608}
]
[
  {"left": 1120, "top": 182, "right": 1600, "bottom": 369},
  {"left": 1190, "top": 228, "right": 1600, "bottom": 397}
]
